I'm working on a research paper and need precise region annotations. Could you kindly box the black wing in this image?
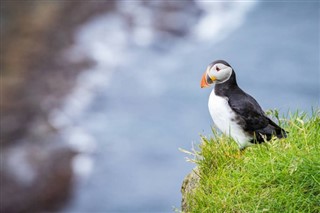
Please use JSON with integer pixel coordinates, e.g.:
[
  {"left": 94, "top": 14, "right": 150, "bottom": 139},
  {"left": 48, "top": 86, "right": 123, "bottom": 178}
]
[
  {"left": 228, "top": 89, "right": 287, "bottom": 142},
  {"left": 228, "top": 90, "right": 268, "bottom": 132}
]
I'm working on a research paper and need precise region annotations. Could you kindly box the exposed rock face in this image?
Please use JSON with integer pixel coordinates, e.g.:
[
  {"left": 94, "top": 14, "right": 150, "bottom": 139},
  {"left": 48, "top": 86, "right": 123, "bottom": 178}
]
[
  {"left": 181, "top": 168, "right": 200, "bottom": 212},
  {"left": 1, "top": 1, "right": 115, "bottom": 212}
]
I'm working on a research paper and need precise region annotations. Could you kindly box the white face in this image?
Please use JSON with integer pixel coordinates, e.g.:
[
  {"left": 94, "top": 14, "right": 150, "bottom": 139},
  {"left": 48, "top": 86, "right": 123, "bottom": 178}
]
[{"left": 207, "top": 63, "right": 233, "bottom": 84}]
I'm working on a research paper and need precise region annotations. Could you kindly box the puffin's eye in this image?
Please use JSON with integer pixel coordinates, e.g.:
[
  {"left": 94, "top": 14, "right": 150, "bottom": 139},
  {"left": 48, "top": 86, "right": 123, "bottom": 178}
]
[{"left": 216, "top": 66, "right": 220, "bottom": 71}]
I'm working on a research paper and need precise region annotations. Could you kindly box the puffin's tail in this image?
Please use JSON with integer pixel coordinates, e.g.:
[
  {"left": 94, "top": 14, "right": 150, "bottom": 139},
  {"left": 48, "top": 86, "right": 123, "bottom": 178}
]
[
  {"left": 267, "top": 117, "right": 287, "bottom": 138},
  {"left": 252, "top": 118, "right": 287, "bottom": 143}
]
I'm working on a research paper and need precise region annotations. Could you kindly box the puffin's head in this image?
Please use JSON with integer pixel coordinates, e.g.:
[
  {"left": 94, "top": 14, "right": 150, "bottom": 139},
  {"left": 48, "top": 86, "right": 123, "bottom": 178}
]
[{"left": 200, "top": 60, "right": 233, "bottom": 88}]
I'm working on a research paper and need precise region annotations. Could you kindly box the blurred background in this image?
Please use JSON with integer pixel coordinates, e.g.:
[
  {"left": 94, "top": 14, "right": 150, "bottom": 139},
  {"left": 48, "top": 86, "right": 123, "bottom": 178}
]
[{"left": 1, "top": 1, "right": 319, "bottom": 213}]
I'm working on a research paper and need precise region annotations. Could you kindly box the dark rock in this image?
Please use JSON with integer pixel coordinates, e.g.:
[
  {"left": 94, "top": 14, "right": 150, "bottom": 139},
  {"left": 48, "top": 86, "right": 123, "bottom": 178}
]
[
  {"left": 0, "top": 1, "right": 114, "bottom": 212},
  {"left": 0, "top": 142, "right": 77, "bottom": 213},
  {"left": 181, "top": 167, "right": 200, "bottom": 212}
]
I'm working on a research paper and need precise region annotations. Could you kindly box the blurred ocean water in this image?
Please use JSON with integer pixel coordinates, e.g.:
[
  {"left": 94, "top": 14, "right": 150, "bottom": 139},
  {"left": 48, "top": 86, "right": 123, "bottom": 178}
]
[{"left": 61, "top": 1, "right": 319, "bottom": 212}]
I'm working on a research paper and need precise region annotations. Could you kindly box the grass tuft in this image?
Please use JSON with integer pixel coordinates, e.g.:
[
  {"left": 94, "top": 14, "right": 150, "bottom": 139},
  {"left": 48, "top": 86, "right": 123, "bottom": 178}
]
[{"left": 184, "top": 110, "right": 320, "bottom": 212}]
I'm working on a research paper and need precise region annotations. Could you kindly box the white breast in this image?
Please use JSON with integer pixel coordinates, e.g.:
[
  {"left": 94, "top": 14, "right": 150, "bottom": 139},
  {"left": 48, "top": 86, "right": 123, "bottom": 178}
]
[{"left": 208, "top": 90, "right": 252, "bottom": 149}]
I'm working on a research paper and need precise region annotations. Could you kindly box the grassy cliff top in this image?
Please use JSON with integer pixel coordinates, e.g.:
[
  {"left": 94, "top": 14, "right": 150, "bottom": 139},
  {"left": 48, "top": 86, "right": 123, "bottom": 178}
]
[{"left": 182, "top": 110, "right": 320, "bottom": 212}]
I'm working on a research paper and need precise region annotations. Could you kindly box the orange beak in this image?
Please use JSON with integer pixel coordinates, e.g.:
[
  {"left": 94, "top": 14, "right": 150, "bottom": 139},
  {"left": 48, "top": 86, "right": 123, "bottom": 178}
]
[
  {"left": 201, "top": 72, "right": 216, "bottom": 88},
  {"left": 200, "top": 72, "right": 209, "bottom": 88}
]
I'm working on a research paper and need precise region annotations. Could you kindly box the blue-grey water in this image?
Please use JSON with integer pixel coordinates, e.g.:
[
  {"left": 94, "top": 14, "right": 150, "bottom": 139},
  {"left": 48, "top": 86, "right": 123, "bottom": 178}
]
[{"left": 62, "top": 2, "right": 319, "bottom": 213}]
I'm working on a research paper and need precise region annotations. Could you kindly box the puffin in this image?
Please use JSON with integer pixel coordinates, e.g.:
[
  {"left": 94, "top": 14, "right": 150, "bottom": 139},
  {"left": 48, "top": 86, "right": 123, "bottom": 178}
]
[{"left": 200, "top": 60, "right": 287, "bottom": 150}]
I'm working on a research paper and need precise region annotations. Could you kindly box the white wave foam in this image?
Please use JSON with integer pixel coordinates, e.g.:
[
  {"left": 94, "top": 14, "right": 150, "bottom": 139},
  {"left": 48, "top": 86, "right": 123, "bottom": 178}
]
[{"left": 194, "top": 1, "right": 257, "bottom": 42}]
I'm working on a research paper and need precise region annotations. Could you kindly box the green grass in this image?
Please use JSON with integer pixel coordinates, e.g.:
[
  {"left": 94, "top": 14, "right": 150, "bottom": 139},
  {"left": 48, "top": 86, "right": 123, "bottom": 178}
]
[{"left": 183, "top": 110, "right": 320, "bottom": 212}]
